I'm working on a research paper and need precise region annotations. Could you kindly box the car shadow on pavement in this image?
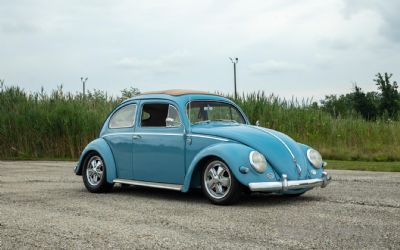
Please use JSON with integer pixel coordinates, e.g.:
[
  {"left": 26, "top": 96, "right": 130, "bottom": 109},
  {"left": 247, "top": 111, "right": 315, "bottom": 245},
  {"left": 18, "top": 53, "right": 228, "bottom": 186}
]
[
  {"left": 110, "top": 185, "right": 208, "bottom": 203},
  {"left": 108, "top": 184, "right": 324, "bottom": 206},
  {"left": 238, "top": 192, "right": 325, "bottom": 207}
]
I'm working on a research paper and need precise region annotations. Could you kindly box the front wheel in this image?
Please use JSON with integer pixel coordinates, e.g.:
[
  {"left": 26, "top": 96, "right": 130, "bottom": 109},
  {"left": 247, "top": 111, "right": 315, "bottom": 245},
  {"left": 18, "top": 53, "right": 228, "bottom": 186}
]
[
  {"left": 201, "top": 159, "right": 242, "bottom": 205},
  {"left": 82, "top": 154, "right": 114, "bottom": 193}
]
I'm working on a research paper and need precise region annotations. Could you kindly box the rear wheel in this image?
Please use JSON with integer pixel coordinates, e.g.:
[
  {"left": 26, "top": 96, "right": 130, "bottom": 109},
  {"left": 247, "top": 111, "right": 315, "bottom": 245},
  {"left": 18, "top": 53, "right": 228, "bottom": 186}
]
[
  {"left": 201, "top": 159, "right": 242, "bottom": 205},
  {"left": 82, "top": 154, "right": 113, "bottom": 193}
]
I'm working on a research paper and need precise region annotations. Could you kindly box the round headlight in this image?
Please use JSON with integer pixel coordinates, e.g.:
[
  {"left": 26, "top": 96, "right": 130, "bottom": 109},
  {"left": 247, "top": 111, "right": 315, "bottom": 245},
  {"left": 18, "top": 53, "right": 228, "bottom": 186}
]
[
  {"left": 307, "top": 149, "right": 323, "bottom": 168},
  {"left": 249, "top": 151, "right": 267, "bottom": 173}
]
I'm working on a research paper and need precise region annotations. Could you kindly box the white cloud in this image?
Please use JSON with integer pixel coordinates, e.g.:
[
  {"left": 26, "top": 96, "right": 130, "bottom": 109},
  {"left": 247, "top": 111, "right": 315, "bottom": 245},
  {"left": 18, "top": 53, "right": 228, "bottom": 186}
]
[
  {"left": 0, "top": 20, "right": 39, "bottom": 34},
  {"left": 114, "top": 50, "right": 191, "bottom": 75},
  {"left": 0, "top": 0, "right": 399, "bottom": 99},
  {"left": 248, "top": 60, "right": 307, "bottom": 74}
]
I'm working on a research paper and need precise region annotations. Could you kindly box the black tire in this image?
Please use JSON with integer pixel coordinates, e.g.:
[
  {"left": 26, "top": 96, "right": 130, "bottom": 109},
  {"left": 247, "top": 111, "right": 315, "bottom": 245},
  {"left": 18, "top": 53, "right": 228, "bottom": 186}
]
[
  {"left": 201, "top": 159, "right": 242, "bottom": 205},
  {"left": 82, "top": 153, "right": 114, "bottom": 193}
]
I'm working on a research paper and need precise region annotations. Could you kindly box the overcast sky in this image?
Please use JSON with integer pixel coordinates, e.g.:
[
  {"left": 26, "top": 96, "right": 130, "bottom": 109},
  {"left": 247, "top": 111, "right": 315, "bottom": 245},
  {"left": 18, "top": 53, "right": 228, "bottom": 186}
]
[{"left": 1, "top": 0, "right": 399, "bottom": 100}]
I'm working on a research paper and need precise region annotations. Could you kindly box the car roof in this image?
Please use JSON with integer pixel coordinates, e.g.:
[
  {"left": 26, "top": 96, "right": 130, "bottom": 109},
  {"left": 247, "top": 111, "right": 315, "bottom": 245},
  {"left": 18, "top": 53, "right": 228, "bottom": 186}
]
[
  {"left": 141, "top": 89, "right": 218, "bottom": 96},
  {"left": 122, "top": 89, "right": 228, "bottom": 105}
]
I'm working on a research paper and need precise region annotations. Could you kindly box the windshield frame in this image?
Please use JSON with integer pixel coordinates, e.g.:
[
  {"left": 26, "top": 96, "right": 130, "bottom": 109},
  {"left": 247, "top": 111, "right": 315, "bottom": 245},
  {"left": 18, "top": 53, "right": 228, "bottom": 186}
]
[{"left": 185, "top": 100, "right": 248, "bottom": 126}]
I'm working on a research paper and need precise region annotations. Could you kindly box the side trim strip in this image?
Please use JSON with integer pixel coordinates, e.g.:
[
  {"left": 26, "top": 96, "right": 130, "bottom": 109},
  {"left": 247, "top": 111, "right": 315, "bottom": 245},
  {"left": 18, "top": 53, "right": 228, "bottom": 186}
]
[
  {"left": 102, "top": 132, "right": 183, "bottom": 138},
  {"left": 188, "top": 134, "right": 230, "bottom": 142},
  {"left": 102, "top": 132, "right": 135, "bottom": 137},
  {"left": 113, "top": 179, "right": 182, "bottom": 191},
  {"left": 103, "top": 132, "right": 228, "bottom": 140},
  {"left": 134, "top": 132, "right": 183, "bottom": 136}
]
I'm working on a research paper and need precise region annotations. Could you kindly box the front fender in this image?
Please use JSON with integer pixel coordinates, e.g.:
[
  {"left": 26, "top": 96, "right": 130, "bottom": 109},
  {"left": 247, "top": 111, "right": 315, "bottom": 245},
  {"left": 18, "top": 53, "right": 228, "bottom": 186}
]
[
  {"left": 75, "top": 138, "right": 116, "bottom": 184},
  {"left": 181, "top": 142, "right": 278, "bottom": 192}
]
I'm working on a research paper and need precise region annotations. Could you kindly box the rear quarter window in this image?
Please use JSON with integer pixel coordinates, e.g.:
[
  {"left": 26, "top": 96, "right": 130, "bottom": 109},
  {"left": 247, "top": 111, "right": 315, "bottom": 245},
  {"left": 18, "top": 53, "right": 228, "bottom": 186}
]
[{"left": 109, "top": 104, "right": 136, "bottom": 128}]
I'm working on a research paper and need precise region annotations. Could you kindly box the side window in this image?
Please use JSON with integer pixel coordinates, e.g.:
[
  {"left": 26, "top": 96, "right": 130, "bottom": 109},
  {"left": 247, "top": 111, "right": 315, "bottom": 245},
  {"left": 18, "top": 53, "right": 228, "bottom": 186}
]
[
  {"left": 109, "top": 104, "right": 136, "bottom": 129},
  {"left": 141, "top": 103, "right": 181, "bottom": 128},
  {"left": 166, "top": 105, "right": 181, "bottom": 127}
]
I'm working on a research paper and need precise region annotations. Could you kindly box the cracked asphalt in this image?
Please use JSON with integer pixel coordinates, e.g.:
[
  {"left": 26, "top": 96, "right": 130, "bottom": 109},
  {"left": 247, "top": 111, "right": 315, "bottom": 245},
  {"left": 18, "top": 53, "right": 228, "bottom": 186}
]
[{"left": 0, "top": 161, "right": 399, "bottom": 249}]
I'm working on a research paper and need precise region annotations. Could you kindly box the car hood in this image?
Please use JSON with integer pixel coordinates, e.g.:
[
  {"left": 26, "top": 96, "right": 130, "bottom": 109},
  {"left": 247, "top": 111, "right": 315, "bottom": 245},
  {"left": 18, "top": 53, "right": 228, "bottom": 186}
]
[{"left": 191, "top": 124, "right": 310, "bottom": 180}]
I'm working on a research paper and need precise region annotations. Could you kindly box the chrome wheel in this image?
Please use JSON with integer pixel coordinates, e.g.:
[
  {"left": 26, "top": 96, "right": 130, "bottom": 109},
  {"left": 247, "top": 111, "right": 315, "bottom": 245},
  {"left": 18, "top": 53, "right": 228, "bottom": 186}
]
[
  {"left": 86, "top": 156, "right": 104, "bottom": 186},
  {"left": 204, "top": 161, "right": 232, "bottom": 199}
]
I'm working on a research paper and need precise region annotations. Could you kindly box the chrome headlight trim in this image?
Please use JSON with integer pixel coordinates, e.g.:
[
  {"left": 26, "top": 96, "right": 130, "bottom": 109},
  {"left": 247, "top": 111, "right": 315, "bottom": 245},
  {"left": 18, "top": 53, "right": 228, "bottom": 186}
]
[
  {"left": 307, "top": 149, "right": 323, "bottom": 169},
  {"left": 249, "top": 151, "right": 267, "bottom": 173}
]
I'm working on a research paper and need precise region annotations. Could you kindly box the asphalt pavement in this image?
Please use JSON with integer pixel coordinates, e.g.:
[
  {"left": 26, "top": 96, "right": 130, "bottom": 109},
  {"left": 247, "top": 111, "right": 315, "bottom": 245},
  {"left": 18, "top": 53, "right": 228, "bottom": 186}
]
[{"left": 0, "top": 161, "right": 399, "bottom": 249}]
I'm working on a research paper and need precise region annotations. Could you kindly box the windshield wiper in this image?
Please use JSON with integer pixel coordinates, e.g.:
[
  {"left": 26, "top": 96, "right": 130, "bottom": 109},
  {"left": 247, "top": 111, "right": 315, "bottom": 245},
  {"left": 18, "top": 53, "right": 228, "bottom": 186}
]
[
  {"left": 211, "top": 119, "right": 239, "bottom": 124},
  {"left": 193, "top": 119, "right": 239, "bottom": 125},
  {"left": 193, "top": 120, "right": 211, "bottom": 125}
]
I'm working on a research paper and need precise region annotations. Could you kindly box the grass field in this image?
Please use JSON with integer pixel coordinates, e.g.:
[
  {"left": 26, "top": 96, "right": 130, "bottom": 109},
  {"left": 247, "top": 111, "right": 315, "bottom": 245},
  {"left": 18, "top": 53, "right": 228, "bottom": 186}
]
[
  {"left": 1, "top": 85, "right": 400, "bottom": 167},
  {"left": 326, "top": 160, "right": 400, "bottom": 172}
]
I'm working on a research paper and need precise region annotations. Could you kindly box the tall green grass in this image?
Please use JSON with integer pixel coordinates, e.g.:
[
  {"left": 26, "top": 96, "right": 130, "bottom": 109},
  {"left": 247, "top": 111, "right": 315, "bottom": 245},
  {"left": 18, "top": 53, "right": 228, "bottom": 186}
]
[
  {"left": 1, "top": 86, "right": 399, "bottom": 161},
  {"left": 234, "top": 92, "right": 400, "bottom": 161},
  {"left": 0, "top": 85, "right": 118, "bottom": 159}
]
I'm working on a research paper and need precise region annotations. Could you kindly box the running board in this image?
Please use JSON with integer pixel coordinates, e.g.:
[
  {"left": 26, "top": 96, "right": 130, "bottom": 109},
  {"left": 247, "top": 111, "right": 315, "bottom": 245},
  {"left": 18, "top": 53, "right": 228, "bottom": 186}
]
[{"left": 113, "top": 179, "right": 182, "bottom": 191}]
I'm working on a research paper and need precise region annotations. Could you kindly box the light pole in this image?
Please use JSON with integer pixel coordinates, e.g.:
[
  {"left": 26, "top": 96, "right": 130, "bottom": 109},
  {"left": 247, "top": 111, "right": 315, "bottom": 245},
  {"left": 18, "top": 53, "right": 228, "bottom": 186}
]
[
  {"left": 229, "top": 57, "right": 238, "bottom": 99},
  {"left": 80, "top": 77, "right": 88, "bottom": 98}
]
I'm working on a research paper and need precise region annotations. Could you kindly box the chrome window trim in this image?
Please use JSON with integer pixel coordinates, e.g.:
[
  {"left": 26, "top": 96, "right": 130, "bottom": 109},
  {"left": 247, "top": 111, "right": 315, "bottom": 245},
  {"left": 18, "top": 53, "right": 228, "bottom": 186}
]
[
  {"left": 138, "top": 101, "right": 183, "bottom": 129},
  {"left": 185, "top": 100, "right": 247, "bottom": 125},
  {"left": 166, "top": 104, "right": 182, "bottom": 128}
]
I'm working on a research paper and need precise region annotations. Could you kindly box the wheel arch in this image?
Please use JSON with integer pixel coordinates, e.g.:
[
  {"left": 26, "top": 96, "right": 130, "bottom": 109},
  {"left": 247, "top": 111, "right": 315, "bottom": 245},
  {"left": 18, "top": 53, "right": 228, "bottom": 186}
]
[
  {"left": 182, "top": 142, "right": 259, "bottom": 192},
  {"left": 188, "top": 155, "right": 222, "bottom": 190},
  {"left": 75, "top": 138, "right": 117, "bottom": 184}
]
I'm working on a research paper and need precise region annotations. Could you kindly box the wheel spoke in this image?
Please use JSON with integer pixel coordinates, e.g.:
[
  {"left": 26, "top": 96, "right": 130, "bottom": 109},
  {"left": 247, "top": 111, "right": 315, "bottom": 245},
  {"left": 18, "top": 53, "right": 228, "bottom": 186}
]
[
  {"left": 215, "top": 183, "right": 223, "bottom": 194},
  {"left": 90, "top": 160, "right": 96, "bottom": 169},
  {"left": 206, "top": 179, "right": 215, "bottom": 188},
  {"left": 216, "top": 165, "right": 224, "bottom": 177},
  {"left": 209, "top": 168, "right": 218, "bottom": 178},
  {"left": 219, "top": 177, "right": 230, "bottom": 187}
]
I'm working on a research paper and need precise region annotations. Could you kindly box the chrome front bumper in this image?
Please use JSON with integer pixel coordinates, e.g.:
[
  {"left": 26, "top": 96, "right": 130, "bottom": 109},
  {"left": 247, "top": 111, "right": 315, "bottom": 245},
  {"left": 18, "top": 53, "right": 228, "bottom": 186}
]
[{"left": 249, "top": 171, "right": 331, "bottom": 192}]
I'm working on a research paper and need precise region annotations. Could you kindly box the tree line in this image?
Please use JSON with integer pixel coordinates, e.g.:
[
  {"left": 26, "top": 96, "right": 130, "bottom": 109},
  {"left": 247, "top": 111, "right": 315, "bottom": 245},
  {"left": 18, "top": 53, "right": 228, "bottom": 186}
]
[{"left": 321, "top": 73, "right": 399, "bottom": 121}]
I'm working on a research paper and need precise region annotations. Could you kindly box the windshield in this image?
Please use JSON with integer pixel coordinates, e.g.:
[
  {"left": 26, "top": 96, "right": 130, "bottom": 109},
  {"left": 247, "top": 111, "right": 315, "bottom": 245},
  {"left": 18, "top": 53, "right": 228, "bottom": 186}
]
[{"left": 187, "top": 101, "right": 246, "bottom": 125}]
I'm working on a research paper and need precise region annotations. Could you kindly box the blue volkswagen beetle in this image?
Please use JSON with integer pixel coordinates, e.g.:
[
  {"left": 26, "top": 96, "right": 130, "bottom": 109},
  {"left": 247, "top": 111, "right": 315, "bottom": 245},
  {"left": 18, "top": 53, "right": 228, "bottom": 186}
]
[{"left": 74, "top": 90, "right": 331, "bottom": 205}]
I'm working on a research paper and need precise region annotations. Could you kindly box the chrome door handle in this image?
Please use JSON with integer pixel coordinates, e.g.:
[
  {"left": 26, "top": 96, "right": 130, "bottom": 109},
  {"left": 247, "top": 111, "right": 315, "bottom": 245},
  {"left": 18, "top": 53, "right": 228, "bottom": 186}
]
[{"left": 132, "top": 134, "right": 142, "bottom": 140}]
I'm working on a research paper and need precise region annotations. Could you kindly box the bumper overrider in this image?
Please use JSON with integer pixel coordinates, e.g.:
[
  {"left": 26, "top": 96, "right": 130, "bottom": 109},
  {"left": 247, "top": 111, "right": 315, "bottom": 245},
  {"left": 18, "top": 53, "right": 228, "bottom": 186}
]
[{"left": 249, "top": 171, "right": 331, "bottom": 192}]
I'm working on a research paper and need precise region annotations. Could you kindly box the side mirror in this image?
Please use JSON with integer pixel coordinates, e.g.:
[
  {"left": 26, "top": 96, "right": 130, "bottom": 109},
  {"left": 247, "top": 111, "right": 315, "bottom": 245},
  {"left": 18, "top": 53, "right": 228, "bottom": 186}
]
[{"left": 255, "top": 120, "right": 260, "bottom": 126}]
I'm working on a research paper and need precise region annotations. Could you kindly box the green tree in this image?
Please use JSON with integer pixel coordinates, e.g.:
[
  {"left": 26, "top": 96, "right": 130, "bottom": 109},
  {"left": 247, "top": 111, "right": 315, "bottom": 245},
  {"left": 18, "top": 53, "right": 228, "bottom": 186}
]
[
  {"left": 374, "top": 73, "right": 399, "bottom": 119},
  {"left": 120, "top": 87, "right": 140, "bottom": 101},
  {"left": 321, "top": 93, "right": 355, "bottom": 118},
  {"left": 352, "top": 85, "right": 378, "bottom": 120}
]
